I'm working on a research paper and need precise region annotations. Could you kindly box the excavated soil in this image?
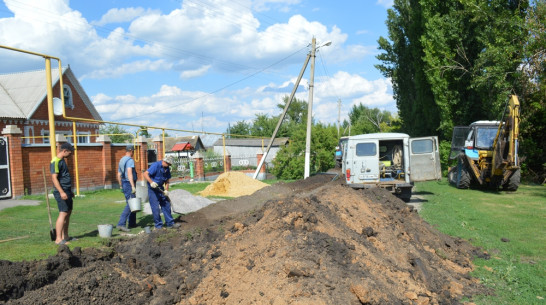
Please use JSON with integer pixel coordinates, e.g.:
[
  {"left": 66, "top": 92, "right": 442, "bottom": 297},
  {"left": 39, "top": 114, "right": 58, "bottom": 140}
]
[{"left": 0, "top": 174, "right": 487, "bottom": 304}]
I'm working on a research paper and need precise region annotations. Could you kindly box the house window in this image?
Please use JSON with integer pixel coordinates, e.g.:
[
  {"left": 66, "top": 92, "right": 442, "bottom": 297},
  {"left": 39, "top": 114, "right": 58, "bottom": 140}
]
[
  {"left": 43, "top": 130, "right": 73, "bottom": 143},
  {"left": 41, "top": 130, "right": 50, "bottom": 144},
  {"left": 24, "top": 126, "right": 35, "bottom": 144},
  {"left": 63, "top": 84, "right": 74, "bottom": 109},
  {"left": 77, "top": 132, "right": 90, "bottom": 144}
]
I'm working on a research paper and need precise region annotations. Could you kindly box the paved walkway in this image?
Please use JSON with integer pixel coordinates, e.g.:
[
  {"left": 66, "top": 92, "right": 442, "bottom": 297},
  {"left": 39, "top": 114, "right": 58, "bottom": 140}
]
[{"left": 0, "top": 199, "right": 41, "bottom": 211}]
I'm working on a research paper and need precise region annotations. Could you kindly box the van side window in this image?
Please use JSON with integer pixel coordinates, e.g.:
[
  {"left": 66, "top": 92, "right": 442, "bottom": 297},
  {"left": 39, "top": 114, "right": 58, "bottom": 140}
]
[
  {"left": 411, "top": 139, "right": 433, "bottom": 154},
  {"left": 356, "top": 143, "right": 376, "bottom": 156}
]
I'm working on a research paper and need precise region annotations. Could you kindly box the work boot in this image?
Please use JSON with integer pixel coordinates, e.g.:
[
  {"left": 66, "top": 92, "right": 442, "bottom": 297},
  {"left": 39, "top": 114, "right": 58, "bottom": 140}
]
[
  {"left": 117, "top": 225, "right": 130, "bottom": 232},
  {"left": 167, "top": 223, "right": 181, "bottom": 229}
]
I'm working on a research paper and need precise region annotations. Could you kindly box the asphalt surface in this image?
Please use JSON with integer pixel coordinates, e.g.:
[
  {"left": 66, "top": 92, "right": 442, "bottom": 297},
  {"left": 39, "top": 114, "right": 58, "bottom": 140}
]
[{"left": 0, "top": 199, "right": 41, "bottom": 211}]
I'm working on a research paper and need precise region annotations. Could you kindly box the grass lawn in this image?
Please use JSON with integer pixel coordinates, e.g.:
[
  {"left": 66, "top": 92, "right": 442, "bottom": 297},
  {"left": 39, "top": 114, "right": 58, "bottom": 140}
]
[
  {"left": 415, "top": 179, "right": 545, "bottom": 305},
  {"left": 0, "top": 182, "right": 211, "bottom": 262}
]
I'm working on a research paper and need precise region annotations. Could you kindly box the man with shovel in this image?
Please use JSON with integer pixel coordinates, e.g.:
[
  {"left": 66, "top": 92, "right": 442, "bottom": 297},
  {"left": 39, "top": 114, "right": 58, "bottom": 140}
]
[
  {"left": 116, "top": 145, "right": 138, "bottom": 232},
  {"left": 143, "top": 155, "right": 180, "bottom": 229},
  {"left": 50, "top": 142, "right": 75, "bottom": 245}
]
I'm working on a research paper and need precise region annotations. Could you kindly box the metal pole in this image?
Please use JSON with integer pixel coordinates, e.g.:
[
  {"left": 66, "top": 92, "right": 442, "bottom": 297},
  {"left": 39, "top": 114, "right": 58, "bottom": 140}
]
[
  {"left": 253, "top": 52, "right": 312, "bottom": 179},
  {"left": 304, "top": 37, "right": 316, "bottom": 179},
  {"left": 72, "top": 121, "right": 80, "bottom": 196},
  {"left": 337, "top": 99, "right": 341, "bottom": 138},
  {"left": 45, "top": 58, "right": 56, "bottom": 158}
]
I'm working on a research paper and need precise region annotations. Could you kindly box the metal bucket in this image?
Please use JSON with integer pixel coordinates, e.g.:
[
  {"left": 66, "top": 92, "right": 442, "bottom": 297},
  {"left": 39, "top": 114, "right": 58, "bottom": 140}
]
[
  {"left": 135, "top": 180, "right": 148, "bottom": 203},
  {"left": 128, "top": 197, "right": 141, "bottom": 212},
  {"left": 97, "top": 224, "right": 113, "bottom": 238}
]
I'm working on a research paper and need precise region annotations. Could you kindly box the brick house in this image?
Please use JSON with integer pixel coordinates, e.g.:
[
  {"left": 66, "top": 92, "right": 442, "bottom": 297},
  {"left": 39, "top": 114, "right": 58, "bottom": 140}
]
[
  {"left": 0, "top": 66, "right": 102, "bottom": 144},
  {"left": 0, "top": 66, "right": 108, "bottom": 198}
]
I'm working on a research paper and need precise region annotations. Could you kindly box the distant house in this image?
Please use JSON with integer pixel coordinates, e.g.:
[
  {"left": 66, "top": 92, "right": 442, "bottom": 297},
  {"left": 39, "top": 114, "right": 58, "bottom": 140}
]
[
  {"left": 0, "top": 66, "right": 102, "bottom": 144},
  {"left": 213, "top": 137, "right": 289, "bottom": 166},
  {"left": 167, "top": 135, "right": 205, "bottom": 157},
  {"left": 145, "top": 135, "right": 205, "bottom": 159}
]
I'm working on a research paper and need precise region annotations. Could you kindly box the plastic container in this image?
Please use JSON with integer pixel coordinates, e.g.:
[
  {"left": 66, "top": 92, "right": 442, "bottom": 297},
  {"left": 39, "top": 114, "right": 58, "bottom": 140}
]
[
  {"left": 97, "top": 224, "right": 113, "bottom": 238},
  {"left": 128, "top": 197, "right": 141, "bottom": 212}
]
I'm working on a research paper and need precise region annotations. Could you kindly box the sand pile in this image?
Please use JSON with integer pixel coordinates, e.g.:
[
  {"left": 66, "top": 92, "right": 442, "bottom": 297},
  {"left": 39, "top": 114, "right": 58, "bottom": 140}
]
[{"left": 199, "top": 171, "right": 269, "bottom": 197}]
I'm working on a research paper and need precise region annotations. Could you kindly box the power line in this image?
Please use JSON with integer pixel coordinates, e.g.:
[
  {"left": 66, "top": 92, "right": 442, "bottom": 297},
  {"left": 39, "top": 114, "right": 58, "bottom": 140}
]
[{"left": 115, "top": 45, "right": 309, "bottom": 121}]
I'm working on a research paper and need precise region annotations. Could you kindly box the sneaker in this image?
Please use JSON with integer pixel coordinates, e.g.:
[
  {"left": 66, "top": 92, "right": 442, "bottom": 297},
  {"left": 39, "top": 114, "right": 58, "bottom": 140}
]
[{"left": 117, "top": 225, "right": 130, "bottom": 232}]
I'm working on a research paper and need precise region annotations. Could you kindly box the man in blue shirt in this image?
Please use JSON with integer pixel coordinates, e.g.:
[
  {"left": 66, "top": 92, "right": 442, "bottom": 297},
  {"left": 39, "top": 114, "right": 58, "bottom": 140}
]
[
  {"left": 50, "top": 142, "right": 75, "bottom": 245},
  {"left": 143, "top": 155, "right": 179, "bottom": 229},
  {"left": 116, "top": 145, "right": 138, "bottom": 232}
]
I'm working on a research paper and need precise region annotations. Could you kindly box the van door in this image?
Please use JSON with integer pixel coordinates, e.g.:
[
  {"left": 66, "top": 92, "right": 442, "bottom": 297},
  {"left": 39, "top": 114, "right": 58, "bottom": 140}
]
[
  {"left": 347, "top": 140, "right": 380, "bottom": 184},
  {"left": 409, "top": 136, "right": 441, "bottom": 181}
]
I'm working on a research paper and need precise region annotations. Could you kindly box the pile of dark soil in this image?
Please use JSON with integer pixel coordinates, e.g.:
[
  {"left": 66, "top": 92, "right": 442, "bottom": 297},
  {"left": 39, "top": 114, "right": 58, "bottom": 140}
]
[{"left": 0, "top": 174, "right": 486, "bottom": 304}]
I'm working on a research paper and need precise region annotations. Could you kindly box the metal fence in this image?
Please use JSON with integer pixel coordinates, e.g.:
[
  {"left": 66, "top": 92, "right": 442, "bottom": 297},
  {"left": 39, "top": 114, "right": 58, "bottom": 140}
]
[{"left": 168, "top": 155, "right": 274, "bottom": 181}]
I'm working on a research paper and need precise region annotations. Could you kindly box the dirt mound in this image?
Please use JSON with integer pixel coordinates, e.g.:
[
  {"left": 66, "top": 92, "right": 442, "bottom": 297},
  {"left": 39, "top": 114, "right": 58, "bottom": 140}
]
[
  {"left": 0, "top": 175, "right": 486, "bottom": 304},
  {"left": 199, "top": 171, "right": 269, "bottom": 197}
]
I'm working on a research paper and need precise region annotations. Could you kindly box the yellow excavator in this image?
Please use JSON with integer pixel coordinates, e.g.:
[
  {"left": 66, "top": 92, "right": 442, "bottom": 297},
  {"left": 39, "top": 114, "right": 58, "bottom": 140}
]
[{"left": 448, "top": 95, "right": 521, "bottom": 191}]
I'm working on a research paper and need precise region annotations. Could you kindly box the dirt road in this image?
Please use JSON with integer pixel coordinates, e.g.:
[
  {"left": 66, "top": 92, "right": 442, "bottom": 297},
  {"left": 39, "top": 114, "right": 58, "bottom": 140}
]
[{"left": 0, "top": 174, "right": 485, "bottom": 304}]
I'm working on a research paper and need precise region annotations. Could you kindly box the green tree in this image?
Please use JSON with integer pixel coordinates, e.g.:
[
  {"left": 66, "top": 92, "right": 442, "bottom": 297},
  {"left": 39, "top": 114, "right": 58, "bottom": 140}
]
[
  {"left": 250, "top": 114, "right": 277, "bottom": 137},
  {"left": 272, "top": 123, "right": 337, "bottom": 179},
  {"left": 348, "top": 104, "right": 395, "bottom": 134},
  {"left": 228, "top": 121, "right": 251, "bottom": 137},
  {"left": 99, "top": 124, "right": 132, "bottom": 143}
]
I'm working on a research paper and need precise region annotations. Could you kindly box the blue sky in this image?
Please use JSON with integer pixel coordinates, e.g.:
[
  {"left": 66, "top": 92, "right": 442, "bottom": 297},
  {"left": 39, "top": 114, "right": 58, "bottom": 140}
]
[{"left": 0, "top": 0, "right": 395, "bottom": 136}]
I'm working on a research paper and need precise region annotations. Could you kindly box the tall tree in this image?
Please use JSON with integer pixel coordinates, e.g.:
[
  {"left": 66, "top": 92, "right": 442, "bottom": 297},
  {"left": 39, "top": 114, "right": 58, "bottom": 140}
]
[{"left": 376, "top": 0, "right": 439, "bottom": 137}]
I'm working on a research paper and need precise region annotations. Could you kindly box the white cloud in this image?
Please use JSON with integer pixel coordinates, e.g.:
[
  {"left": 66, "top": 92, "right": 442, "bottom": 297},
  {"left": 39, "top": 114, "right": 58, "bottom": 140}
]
[
  {"left": 92, "top": 7, "right": 159, "bottom": 26},
  {"left": 376, "top": 0, "right": 394, "bottom": 8},
  {"left": 0, "top": 0, "right": 367, "bottom": 81},
  {"left": 180, "top": 65, "right": 211, "bottom": 79}
]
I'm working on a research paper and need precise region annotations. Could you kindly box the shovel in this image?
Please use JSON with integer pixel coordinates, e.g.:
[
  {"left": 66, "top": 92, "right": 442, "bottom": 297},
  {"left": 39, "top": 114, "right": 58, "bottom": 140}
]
[
  {"left": 42, "top": 167, "right": 56, "bottom": 241},
  {"left": 158, "top": 187, "right": 175, "bottom": 215}
]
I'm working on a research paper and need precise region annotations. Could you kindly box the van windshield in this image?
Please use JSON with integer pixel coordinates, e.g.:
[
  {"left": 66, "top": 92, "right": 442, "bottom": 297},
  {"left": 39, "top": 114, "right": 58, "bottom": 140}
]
[{"left": 356, "top": 143, "right": 376, "bottom": 156}]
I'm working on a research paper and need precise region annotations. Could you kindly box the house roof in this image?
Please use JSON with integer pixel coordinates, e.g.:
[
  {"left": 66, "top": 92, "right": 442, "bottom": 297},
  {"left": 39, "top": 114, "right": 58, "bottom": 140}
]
[
  {"left": 0, "top": 66, "right": 102, "bottom": 120},
  {"left": 213, "top": 137, "right": 289, "bottom": 147},
  {"left": 171, "top": 142, "right": 192, "bottom": 152}
]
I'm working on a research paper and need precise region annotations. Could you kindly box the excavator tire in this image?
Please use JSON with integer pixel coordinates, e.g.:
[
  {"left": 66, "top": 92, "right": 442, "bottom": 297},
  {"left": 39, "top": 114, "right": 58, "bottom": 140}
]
[
  {"left": 449, "top": 154, "right": 471, "bottom": 189},
  {"left": 456, "top": 164, "right": 471, "bottom": 189},
  {"left": 503, "top": 168, "right": 520, "bottom": 191}
]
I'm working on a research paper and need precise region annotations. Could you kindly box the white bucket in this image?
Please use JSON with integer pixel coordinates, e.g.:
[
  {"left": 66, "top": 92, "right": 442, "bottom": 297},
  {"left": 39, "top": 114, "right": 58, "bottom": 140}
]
[
  {"left": 128, "top": 197, "right": 141, "bottom": 212},
  {"left": 97, "top": 224, "right": 113, "bottom": 238}
]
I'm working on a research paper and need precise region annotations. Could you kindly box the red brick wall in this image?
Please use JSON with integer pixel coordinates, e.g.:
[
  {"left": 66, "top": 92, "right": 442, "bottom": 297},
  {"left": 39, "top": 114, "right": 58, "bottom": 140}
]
[{"left": 18, "top": 144, "right": 148, "bottom": 196}]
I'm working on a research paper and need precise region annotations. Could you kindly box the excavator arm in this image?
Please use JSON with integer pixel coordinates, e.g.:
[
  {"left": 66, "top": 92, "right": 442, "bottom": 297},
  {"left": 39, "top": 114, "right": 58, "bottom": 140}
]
[{"left": 492, "top": 95, "right": 520, "bottom": 175}]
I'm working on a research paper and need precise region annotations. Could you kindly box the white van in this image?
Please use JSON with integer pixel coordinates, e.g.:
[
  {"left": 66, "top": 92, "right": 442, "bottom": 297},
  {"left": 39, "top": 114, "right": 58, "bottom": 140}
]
[{"left": 342, "top": 133, "right": 441, "bottom": 202}]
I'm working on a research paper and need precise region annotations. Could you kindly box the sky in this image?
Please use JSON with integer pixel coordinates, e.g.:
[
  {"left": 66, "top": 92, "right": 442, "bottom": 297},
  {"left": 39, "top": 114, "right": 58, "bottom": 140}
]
[{"left": 0, "top": 0, "right": 395, "bottom": 136}]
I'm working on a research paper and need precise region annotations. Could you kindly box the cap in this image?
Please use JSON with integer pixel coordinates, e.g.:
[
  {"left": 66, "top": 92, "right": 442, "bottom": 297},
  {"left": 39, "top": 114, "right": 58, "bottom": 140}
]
[
  {"left": 60, "top": 142, "right": 74, "bottom": 152},
  {"left": 126, "top": 145, "right": 134, "bottom": 151},
  {"left": 163, "top": 155, "right": 175, "bottom": 165}
]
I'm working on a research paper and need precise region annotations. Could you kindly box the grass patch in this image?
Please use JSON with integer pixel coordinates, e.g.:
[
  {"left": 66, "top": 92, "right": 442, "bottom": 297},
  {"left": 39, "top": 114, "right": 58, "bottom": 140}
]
[
  {"left": 415, "top": 179, "right": 545, "bottom": 304},
  {"left": 170, "top": 182, "right": 210, "bottom": 194},
  {"left": 0, "top": 183, "right": 215, "bottom": 262}
]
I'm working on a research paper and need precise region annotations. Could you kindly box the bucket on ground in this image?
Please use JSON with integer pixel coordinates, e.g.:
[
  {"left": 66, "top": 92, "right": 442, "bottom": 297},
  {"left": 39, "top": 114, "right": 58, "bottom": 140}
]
[
  {"left": 128, "top": 197, "right": 141, "bottom": 212},
  {"left": 97, "top": 224, "right": 113, "bottom": 238}
]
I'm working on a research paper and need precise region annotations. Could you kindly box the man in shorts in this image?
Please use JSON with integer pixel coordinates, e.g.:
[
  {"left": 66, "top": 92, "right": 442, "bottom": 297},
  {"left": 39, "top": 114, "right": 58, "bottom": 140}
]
[{"left": 50, "top": 142, "right": 75, "bottom": 245}]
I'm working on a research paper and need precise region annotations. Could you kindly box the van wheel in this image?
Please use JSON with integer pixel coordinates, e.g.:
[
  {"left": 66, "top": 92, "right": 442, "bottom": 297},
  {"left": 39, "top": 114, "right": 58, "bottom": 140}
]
[
  {"left": 398, "top": 188, "right": 412, "bottom": 202},
  {"left": 503, "top": 169, "right": 520, "bottom": 191}
]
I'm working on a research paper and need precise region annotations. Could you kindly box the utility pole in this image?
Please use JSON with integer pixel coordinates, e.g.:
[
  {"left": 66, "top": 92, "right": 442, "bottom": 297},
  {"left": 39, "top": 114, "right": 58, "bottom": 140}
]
[
  {"left": 304, "top": 37, "right": 317, "bottom": 179},
  {"left": 337, "top": 99, "right": 341, "bottom": 138},
  {"left": 304, "top": 38, "right": 331, "bottom": 179}
]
